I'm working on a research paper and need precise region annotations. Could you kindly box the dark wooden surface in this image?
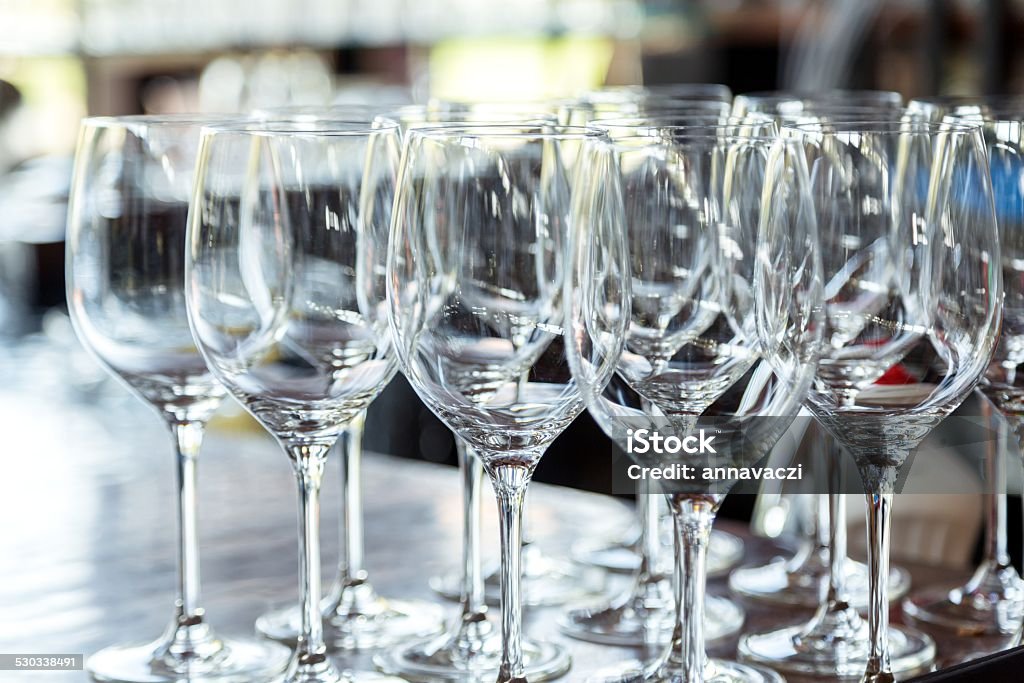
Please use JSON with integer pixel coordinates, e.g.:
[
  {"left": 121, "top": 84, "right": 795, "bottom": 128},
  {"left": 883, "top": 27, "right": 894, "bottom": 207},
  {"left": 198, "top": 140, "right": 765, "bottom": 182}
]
[{"left": 0, "top": 336, "right": 1015, "bottom": 682}]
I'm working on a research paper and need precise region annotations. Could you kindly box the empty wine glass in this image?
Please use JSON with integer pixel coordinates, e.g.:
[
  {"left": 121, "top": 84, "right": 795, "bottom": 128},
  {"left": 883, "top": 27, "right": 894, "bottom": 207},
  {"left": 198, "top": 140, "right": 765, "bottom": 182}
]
[
  {"left": 244, "top": 107, "right": 447, "bottom": 652},
  {"left": 185, "top": 119, "right": 405, "bottom": 683},
  {"left": 559, "top": 119, "right": 774, "bottom": 651},
  {"left": 380, "top": 108, "right": 588, "bottom": 615},
  {"left": 376, "top": 109, "right": 593, "bottom": 682},
  {"left": 898, "top": 100, "right": 1024, "bottom": 640},
  {"left": 66, "top": 114, "right": 291, "bottom": 683},
  {"left": 386, "top": 124, "right": 621, "bottom": 682},
  {"left": 740, "top": 119, "right": 1001, "bottom": 681},
  {"left": 568, "top": 112, "right": 760, "bottom": 583},
  {"left": 730, "top": 103, "right": 916, "bottom": 613},
  {"left": 567, "top": 128, "right": 821, "bottom": 682}
]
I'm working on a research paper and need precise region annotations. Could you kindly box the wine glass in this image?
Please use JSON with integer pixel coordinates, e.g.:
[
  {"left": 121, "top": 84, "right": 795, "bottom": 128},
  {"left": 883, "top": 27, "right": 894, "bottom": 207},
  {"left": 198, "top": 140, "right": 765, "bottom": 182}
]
[
  {"left": 897, "top": 99, "right": 1024, "bottom": 639},
  {"left": 66, "top": 114, "right": 291, "bottom": 683},
  {"left": 558, "top": 118, "right": 774, "bottom": 651},
  {"left": 375, "top": 108, "right": 589, "bottom": 682},
  {"left": 387, "top": 107, "right": 598, "bottom": 614},
  {"left": 730, "top": 102, "right": 915, "bottom": 613},
  {"left": 185, "top": 119, "right": 405, "bottom": 683},
  {"left": 386, "top": 124, "right": 619, "bottom": 682},
  {"left": 249, "top": 105, "right": 447, "bottom": 653},
  {"left": 566, "top": 128, "right": 820, "bottom": 682},
  {"left": 740, "top": 119, "right": 1001, "bottom": 681}
]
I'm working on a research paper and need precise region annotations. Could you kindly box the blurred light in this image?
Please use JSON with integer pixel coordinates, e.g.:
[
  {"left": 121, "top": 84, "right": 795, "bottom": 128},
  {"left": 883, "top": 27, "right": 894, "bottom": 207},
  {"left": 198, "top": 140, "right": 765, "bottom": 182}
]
[{"left": 429, "top": 36, "right": 615, "bottom": 102}]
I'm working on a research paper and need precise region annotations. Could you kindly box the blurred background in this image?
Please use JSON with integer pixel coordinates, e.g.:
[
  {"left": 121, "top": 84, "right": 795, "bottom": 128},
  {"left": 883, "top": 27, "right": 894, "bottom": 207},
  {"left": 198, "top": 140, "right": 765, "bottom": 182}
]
[{"left": 2, "top": 0, "right": 1024, "bottom": 561}]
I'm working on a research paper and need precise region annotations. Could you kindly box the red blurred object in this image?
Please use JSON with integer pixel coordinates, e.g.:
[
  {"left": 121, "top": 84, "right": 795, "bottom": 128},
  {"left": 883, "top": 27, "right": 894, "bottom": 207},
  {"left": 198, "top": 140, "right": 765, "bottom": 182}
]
[{"left": 875, "top": 364, "right": 917, "bottom": 385}]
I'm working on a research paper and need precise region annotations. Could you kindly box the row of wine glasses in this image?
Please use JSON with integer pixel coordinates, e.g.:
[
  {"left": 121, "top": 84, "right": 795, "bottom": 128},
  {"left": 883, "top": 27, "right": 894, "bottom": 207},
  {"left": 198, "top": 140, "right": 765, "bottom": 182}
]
[{"left": 66, "top": 87, "right": 1012, "bottom": 683}]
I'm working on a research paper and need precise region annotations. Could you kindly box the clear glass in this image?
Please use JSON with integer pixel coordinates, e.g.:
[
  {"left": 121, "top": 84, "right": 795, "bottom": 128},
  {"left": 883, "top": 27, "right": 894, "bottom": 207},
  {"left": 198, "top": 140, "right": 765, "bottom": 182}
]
[
  {"left": 377, "top": 111, "right": 589, "bottom": 683},
  {"left": 66, "top": 115, "right": 290, "bottom": 683},
  {"left": 901, "top": 108, "right": 1024, "bottom": 643},
  {"left": 560, "top": 119, "right": 773, "bottom": 650},
  {"left": 730, "top": 106, "right": 917, "bottom": 613},
  {"left": 765, "top": 120, "right": 1001, "bottom": 681},
  {"left": 185, "top": 120, "right": 406, "bottom": 683},
  {"left": 383, "top": 100, "right": 595, "bottom": 610},
  {"left": 386, "top": 125, "right": 620, "bottom": 682},
  {"left": 565, "top": 131, "right": 819, "bottom": 682}
]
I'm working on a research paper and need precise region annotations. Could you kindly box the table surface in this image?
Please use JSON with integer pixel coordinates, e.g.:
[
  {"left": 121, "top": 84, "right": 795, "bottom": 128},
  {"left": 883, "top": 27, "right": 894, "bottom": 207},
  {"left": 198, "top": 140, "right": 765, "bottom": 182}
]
[{"left": 0, "top": 333, "right": 1013, "bottom": 682}]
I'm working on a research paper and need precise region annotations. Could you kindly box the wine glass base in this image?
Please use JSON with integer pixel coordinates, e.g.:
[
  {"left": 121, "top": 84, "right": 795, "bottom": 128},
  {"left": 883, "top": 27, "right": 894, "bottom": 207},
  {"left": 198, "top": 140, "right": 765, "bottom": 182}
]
[
  {"left": 88, "top": 636, "right": 290, "bottom": 683},
  {"left": 728, "top": 557, "right": 911, "bottom": 608},
  {"left": 584, "top": 657, "right": 783, "bottom": 683},
  {"left": 571, "top": 530, "right": 745, "bottom": 577},
  {"left": 373, "top": 634, "right": 570, "bottom": 682},
  {"left": 256, "top": 597, "right": 445, "bottom": 651},
  {"left": 430, "top": 551, "right": 604, "bottom": 607},
  {"left": 903, "top": 582, "right": 1024, "bottom": 636},
  {"left": 737, "top": 622, "right": 935, "bottom": 679},
  {"left": 559, "top": 594, "right": 744, "bottom": 646}
]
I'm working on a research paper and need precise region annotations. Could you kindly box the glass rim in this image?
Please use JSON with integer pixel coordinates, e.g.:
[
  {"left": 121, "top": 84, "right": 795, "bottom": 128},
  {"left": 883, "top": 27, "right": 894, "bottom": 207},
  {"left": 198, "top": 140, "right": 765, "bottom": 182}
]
[
  {"left": 407, "top": 123, "right": 606, "bottom": 140},
  {"left": 603, "top": 131, "right": 788, "bottom": 146},
  {"left": 199, "top": 118, "right": 400, "bottom": 136},
  {"left": 782, "top": 119, "right": 983, "bottom": 134},
  {"left": 81, "top": 113, "right": 248, "bottom": 129},
  {"left": 592, "top": 114, "right": 771, "bottom": 127}
]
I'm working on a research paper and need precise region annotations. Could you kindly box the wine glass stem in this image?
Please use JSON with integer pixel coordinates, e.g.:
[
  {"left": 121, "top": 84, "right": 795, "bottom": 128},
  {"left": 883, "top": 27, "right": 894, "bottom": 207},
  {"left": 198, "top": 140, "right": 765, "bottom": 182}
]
[
  {"left": 825, "top": 436, "right": 849, "bottom": 605},
  {"left": 339, "top": 411, "right": 366, "bottom": 584},
  {"left": 291, "top": 443, "right": 331, "bottom": 661},
  {"left": 639, "top": 481, "right": 663, "bottom": 571},
  {"left": 172, "top": 421, "right": 205, "bottom": 623},
  {"left": 458, "top": 440, "right": 486, "bottom": 614},
  {"left": 864, "top": 490, "right": 894, "bottom": 679},
  {"left": 671, "top": 495, "right": 715, "bottom": 681},
  {"left": 982, "top": 400, "right": 1009, "bottom": 567},
  {"left": 491, "top": 464, "right": 531, "bottom": 683}
]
